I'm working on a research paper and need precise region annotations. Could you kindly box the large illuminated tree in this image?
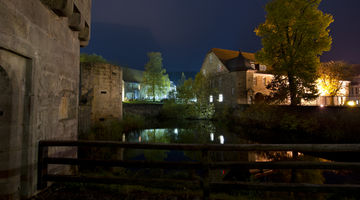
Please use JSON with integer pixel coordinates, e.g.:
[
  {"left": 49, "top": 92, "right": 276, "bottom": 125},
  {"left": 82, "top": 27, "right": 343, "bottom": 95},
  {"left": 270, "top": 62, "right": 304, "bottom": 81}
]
[
  {"left": 141, "top": 52, "right": 171, "bottom": 101},
  {"left": 255, "top": 0, "right": 333, "bottom": 105}
]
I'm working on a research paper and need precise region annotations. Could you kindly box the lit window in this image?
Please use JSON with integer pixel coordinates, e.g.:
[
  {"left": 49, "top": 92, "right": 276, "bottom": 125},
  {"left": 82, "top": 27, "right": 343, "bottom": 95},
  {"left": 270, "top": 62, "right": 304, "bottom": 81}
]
[
  {"left": 219, "top": 135, "right": 224, "bottom": 144},
  {"left": 209, "top": 95, "right": 213, "bottom": 103},
  {"left": 210, "top": 133, "right": 214, "bottom": 141},
  {"left": 219, "top": 94, "right": 223, "bottom": 102}
]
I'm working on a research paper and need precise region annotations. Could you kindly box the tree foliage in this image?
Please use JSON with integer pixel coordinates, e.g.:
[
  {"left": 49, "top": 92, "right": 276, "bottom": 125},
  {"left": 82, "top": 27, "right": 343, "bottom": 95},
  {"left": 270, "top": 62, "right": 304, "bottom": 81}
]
[
  {"left": 317, "top": 61, "right": 353, "bottom": 97},
  {"left": 141, "top": 52, "right": 171, "bottom": 101},
  {"left": 255, "top": 0, "right": 333, "bottom": 105},
  {"left": 80, "top": 53, "right": 108, "bottom": 64},
  {"left": 176, "top": 78, "right": 195, "bottom": 104}
]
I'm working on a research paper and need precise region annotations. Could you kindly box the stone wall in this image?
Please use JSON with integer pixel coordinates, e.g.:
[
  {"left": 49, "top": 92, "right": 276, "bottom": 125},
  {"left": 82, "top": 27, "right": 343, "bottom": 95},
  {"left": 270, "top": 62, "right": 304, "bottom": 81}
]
[
  {"left": 123, "top": 103, "right": 163, "bottom": 118},
  {"left": 0, "top": 0, "right": 91, "bottom": 199},
  {"left": 79, "top": 63, "right": 123, "bottom": 133}
]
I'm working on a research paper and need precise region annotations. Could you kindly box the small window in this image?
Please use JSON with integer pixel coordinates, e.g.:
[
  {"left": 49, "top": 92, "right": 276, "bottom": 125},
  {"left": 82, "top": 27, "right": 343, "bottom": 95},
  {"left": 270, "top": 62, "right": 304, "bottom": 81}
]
[
  {"left": 112, "top": 72, "right": 117, "bottom": 75},
  {"left": 219, "top": 94, "right": 223, "bottom": 102},
  {"left": 101, "top": 91, "right": 107, "bottom": 94},
  {"left": 253, "top": 77, "right": 257, "bottom": 86},
  {"left": 231, "top": 88, "right": 235, "bottom": 96},
  {"left": 263, "top": 77, "right": 266, "bottom": 87},
  {"left": 0, "top": 111, "right": 3, "bottom": 116},
  {"left": 209, "top": 95, "right": 213, "bottom": 103},
  {"left": 99, "top": 118, "right": 105, "bottom": 121},
  {"left": 217, "top": 64, "right": 223, "bottom": 72}
]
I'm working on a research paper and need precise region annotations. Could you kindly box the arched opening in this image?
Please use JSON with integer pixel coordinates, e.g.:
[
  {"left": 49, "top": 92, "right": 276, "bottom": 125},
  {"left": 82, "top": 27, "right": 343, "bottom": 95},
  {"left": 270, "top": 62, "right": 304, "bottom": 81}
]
[{"left": 254, "top": 92, "right": 265, "bottom": 104}]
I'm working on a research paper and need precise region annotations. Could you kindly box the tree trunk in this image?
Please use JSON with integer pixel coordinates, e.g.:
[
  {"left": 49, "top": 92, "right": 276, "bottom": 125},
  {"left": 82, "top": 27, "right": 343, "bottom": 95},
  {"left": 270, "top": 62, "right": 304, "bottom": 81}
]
[{"left": 288, "top": 74, "right": 300, "bottom": 106}]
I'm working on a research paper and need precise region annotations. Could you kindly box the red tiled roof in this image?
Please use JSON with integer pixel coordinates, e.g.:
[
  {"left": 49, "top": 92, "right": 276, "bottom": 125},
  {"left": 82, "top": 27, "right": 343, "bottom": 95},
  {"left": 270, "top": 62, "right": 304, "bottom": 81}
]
[{"left": 210, "top": 48, "right": 256, "bottom": 62}]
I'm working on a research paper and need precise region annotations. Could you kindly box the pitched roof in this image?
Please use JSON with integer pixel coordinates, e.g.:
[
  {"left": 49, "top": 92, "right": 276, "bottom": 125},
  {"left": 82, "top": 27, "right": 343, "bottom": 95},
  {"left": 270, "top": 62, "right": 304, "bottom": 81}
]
[
  {"left": 210, "top": 48, "right": 256, "bottom": 63},
  {"left": 123, "top": 67, "right": 144, "bottom": 83}
]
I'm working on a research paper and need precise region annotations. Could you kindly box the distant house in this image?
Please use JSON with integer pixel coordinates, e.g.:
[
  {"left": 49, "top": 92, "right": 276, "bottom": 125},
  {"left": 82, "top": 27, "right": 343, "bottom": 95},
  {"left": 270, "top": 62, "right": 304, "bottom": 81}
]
[
  {"left": 122, "top": 67, "right": 144, "bottom": 101},
  {"left": 349, "top": 65, "right": 360, "bottom": 105},
  {"left": 201, "top": 48, "right": 350, "bottom": 106},
  {"left": 122, "top": 67, "right": 177, "bottom": 101}
]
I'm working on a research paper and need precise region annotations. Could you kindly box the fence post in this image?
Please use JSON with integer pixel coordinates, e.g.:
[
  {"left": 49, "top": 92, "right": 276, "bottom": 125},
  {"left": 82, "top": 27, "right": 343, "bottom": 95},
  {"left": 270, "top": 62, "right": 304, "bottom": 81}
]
[
  {"left": 202, "top": 148, "right": 210, "bottom": 200},
  {"left": 37, "top": 143, "right": 48, "bottom": 190}
]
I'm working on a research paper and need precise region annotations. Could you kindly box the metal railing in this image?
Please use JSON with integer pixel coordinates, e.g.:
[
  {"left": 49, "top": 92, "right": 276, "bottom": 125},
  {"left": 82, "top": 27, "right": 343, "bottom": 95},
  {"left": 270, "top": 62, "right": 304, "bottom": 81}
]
[{"left": 37, "top": 140, "right": 360, "bottom": 199}]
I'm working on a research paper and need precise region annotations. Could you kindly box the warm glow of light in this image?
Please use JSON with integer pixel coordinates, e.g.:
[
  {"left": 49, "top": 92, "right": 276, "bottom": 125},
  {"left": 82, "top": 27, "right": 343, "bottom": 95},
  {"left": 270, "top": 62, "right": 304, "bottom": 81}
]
[
  {"left": 347, "top": 101, "right": 356, "bottom": 107},
  {"left": 122, "top": 134, "right": 126, "bottom": 142},
  {"left": 320, "top": 104, "right": 324, "bottom": 108}
]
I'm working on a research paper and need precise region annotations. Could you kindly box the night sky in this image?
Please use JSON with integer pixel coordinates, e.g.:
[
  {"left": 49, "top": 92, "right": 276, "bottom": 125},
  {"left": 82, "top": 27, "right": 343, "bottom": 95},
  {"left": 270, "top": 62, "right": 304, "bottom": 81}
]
[{"left": 81, "top": 0, "right": 360, "bottom": 72}]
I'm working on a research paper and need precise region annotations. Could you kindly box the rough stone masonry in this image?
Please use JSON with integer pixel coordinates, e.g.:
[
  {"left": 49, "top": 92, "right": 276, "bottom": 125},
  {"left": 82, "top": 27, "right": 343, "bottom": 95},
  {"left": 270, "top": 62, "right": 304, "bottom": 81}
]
[{"left": 0, "top": 0, "right": 91, "bottom": 199}]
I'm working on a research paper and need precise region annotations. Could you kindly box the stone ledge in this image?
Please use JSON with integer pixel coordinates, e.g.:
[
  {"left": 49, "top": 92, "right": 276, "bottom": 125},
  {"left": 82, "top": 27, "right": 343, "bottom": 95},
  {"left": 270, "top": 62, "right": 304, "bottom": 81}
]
[{"left": 40, "top": 0, "right": 90, "bottom": 47}]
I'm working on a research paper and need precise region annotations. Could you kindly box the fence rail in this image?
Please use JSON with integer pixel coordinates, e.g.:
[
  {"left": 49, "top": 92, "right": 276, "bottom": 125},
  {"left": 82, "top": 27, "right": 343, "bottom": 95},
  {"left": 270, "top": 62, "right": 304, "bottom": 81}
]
[{"left": 38, "top": 140, "right": 360, "bottom": 199}]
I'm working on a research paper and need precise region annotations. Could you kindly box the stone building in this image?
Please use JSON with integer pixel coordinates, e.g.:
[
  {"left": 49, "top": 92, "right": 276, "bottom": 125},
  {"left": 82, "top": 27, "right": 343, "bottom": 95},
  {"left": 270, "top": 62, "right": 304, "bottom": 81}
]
[
  {"left": 200, "top": 48, "right": 268, "bottom": 105},
  {"left": 122, "top": 67, "right": 144, "bottom": 101},
  {"left": 0, "top": 0, "right": 91, "bottom": 199},
  {"left": 79, "top": 63, "right": 123, "bottom": 133},
  {"left": 201, "top": 48, "right": 350, "bottom": 106}
]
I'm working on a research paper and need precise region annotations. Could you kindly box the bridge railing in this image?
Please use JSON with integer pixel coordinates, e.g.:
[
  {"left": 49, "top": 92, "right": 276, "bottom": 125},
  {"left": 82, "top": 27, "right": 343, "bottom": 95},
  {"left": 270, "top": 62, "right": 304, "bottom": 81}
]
[{"left": 37, "top": 140, "right": 360, "bottom": 199}]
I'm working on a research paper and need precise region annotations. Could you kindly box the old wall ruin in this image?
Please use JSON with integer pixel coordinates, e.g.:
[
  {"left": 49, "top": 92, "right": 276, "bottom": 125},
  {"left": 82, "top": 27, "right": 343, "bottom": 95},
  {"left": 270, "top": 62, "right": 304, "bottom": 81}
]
[
  {"left": 0, "top": 0, "right": 91, "bottom": 199},
  {"left": 79, "top": 63, "right": 123, "bottom": 134}
]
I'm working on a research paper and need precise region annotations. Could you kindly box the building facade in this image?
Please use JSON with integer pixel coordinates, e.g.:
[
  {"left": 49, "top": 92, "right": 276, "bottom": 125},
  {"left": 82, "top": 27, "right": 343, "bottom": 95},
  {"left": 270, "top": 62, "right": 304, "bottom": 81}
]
[
  {"left": 79, "top": 63, "right": 123, "bottom": 133},
  {"left": 122, "top": 67, "right": 144, "bottom": 101},
  {"left": 201, "top": 48, "right": 350, "bottom": 106},
  {"left": 0, "top": 0, "right": 91, "bottom": 199}
]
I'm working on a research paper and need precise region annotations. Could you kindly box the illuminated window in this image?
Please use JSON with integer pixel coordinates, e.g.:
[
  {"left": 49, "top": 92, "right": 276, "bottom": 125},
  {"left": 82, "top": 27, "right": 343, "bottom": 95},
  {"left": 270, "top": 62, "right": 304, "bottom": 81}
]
[
  {"left": 209, "top": 95, "right": 213, "bottom": 103},
  {"left": 219, "top": 94, "right": 223, "bottom": 102}
]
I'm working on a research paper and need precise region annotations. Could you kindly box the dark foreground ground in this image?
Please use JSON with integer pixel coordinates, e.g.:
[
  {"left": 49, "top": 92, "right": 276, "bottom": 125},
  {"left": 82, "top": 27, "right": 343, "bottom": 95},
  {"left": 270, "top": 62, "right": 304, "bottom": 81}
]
[{"left": 28, "top": 183, "right": 360, "bottom": 200}]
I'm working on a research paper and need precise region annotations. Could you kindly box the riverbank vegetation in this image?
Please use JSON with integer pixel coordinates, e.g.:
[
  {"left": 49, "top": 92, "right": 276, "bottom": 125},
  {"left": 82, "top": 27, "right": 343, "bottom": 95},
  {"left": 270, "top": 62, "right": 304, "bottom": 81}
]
[{"left": 234, "top": 104, "right": 360, "bottom": 143}]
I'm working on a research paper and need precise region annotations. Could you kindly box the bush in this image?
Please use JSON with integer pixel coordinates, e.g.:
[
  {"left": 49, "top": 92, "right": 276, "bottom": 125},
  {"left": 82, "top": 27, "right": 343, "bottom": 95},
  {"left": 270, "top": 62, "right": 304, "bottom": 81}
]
[{"left": 159, "top": 100, "right": 215, "bottom": 120}]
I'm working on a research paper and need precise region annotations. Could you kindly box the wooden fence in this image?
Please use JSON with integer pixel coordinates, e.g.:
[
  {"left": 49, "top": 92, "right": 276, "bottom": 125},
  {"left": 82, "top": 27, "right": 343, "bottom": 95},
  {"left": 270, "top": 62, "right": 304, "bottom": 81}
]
[{"left": 37, "top": 140, "right": 360, "bottom": 199}]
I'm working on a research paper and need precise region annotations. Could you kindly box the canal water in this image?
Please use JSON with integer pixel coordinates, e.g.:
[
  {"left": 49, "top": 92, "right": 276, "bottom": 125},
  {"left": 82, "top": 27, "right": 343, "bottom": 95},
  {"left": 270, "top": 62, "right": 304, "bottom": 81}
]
[{"left": 120, "top": 121, "right": 360, "bottom": 195}]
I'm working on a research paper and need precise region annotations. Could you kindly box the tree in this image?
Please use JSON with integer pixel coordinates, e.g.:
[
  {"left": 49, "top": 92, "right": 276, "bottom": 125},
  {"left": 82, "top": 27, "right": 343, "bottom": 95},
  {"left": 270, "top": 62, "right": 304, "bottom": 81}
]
[
  {"left": 176, "top": 78, "right": 195, "bottom": 104},
  {"left": 255, "top": 0, "right": 333, "bottom": 105},
  {"left": 317, "top": 61, "right": 353, "bottom": 105},
  {"left": 141, "top": 52, "right": 171, "bottom": 101},
  {"left": 178, "top": 72, "right": 186, "bottom": 86},
  {"left": 80, "top": 53, "right": 108, "bottom": 64}
]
